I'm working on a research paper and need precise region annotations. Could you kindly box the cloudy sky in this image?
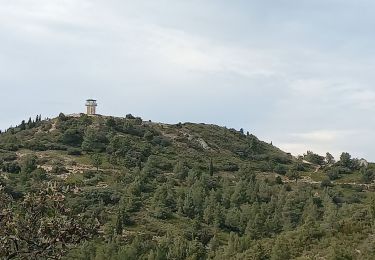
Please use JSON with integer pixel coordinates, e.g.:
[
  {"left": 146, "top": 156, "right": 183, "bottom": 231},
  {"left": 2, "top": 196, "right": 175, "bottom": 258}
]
[{"left": 1, "top": 0, "right": 375, "bottom": 160}]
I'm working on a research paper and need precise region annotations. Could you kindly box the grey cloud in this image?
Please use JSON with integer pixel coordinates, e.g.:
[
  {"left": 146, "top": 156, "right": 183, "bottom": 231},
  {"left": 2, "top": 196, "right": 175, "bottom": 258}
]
[{"left": 1, "top": 0, "right": 375, "bottom": 160}]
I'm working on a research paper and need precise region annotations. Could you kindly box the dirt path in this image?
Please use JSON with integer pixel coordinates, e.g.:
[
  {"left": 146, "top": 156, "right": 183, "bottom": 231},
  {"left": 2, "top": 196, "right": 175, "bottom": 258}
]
[{"left": 281, "top": 174, "right": 374, "bottom": 189}]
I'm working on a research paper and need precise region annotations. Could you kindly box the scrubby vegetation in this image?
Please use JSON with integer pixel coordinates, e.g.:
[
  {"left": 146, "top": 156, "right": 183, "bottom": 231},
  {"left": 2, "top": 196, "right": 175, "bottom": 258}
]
[{"left": 1, "top": 114, "right": 375, "bottom": 259}]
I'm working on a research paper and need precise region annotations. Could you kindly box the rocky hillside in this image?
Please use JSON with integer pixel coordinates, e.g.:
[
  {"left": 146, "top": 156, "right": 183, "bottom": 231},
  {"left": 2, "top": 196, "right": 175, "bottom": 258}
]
[{"left": 1, "top": 113, "right": 375, "bottom": 259}]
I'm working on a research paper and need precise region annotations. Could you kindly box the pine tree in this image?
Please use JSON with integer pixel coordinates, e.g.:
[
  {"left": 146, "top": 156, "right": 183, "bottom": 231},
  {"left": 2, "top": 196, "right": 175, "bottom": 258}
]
[
  {"left": 326, "top": 152, "right": 335, "bottom": 165},
  {"left": 27, "top": 117, "right": 32, "bottom": 127},
  {"left": 91, "top": 154, "right": 103, "bottom": 171},
  {"left": 209, "top": 159, "right": 214, "bottom": 176},
  {"left": 147, "top": 250, "right": 156, "bottom": 260},
  {"left": 20, "top": 120, "right": 26, "bottom": 130},
  {"left": 203, "top": 189, "right": 216, "bottom": 224},
  {"left": 302, "top": 197, "right": 319, "bottom": 223},
  {"left": 115, "top": 211, "right": 123, "bottom": 235},
  {"left": 174, "top": 160, "right": 188, "bottom": 180},
  {"left": 137, "top": 158, "right": 142, "bottom": 171},
  {"left": 183, "top": 191, "right": 196, "bottom": 218},
  {"left": 369, "top": 195, "right": 375, "bottom": 227},
  {"left": 226, "top": 232, "right": 240, "bottom": 257},
  {"left": 322, "top": 191, "right": 338, "bottom": 232},
  {"left": 208, "top": 234, "right": 220, "bottom": 251},
  {"left": 271, "top": 236, "right": 291, "bottom": 260}
]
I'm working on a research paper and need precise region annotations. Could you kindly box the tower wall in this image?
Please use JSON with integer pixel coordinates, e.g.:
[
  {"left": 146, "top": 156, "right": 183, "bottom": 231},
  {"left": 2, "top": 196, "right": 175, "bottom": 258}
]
[
  {"left": 86, "top": 106, "right": 96, "bottom": 115},
  {"left": 85, "top": 100, "right": 97, "bottom": 115}
]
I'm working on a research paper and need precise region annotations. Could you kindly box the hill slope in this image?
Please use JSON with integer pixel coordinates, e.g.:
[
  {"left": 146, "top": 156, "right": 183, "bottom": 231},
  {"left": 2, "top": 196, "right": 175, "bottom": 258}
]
[{"left": 1, "top": 114, "right": 375, "bottom": 259}]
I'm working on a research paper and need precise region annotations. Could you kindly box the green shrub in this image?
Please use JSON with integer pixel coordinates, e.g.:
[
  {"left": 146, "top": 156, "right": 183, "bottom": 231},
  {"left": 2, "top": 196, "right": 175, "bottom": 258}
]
[
  {"left": 44, "top": 143, "right": 68, "bottom": 151},
  {"left": 304, "top": 151, "right": 325, "bottom": 165},
  {"left": 51, "top": 163, "right": 68, "bottom": 174},
  {"left": 151, "top": 136, "right": 171, "bottom": 147},
  {"left": 327, "top": 170, "right": 340, "bottom": 180},
  {"left": 61, "top": 129, "right": 84, "bottom": 147},
  {"left": 83, "top": 170, "right": 96, "bottom": 179},
  {"left": 67, "top": 148, "right": 82, "bottom": 156},
  {"left": 220, "top": 162, "right": 239, "bottom": 172},
  {"left": 24, "top": 140, "right": 47, "bottom": 151},
  {"left": 30, "top": 168, "right": 48, "bottom": 181},
  {"left": 0, "top": 151, "right": 17, "bottom": 162},
  {"left": 21, "top": 155, "right": 38, "bottom": 174},
  {"left": 321, "top": 178, "right": 333, "bottom": 188},
  {"left": 1, "top": 161, "right": 21, "bottom": 173},
  {"left": 83, "top": 188, "right": 120, "bottom": 205},
  {"left": 361, "top": 169, "right": 375, "bottom": 184},
  {"left": 274, "top": 164, "right": 287, "bottom": 175}
]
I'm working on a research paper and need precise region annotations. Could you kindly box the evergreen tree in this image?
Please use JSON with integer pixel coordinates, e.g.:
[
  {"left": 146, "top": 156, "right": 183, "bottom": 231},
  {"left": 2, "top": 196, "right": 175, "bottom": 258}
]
[
  {"left": 340, "top": 152, "right": 352, "bottom": 168},
  {"left": 302, "top": 197, "right": 320, "bottom": 223},
  {"left": 91, "top": 154, "right": 103, "bottom": 171},
  {"left": 209, "top": 158, "right": 214, "bottom": 176},
  {"left": 27, "top": 117, "right": 32, "bottom": 127},
  {"left": 147, "top": 250, "right": 156, "bottom": 260},
  {"left": 203, "top": 189, "right": 217, "bottom": 224},
  {"left": 325, "top": 152, "right": 335, "bottom": 165},
  {"left": 20, "top": 120, "right": 26, "bottom": 130},
  {"left": 174, "top": 160, "right": 188, "bottom": 180},
  {"left": 322, "top": 191, "right": 338, "bottom": 232},
  {"left": 368, "top": 195, "right": 375, "bottom": 227},
  {"left": 151, "top": 183, "right": 175, "bottom": 219},
  {"left": 21, "top": 154, "right": 37, "bottom": 174},
  {"left": 286, "top": 170, "right": 300, "bottom": 182},
  {"left": 82, "top": 128, "right": 108, "bottom": 152},
  {"left": 208, "top": 234, "right": 220, "bottom": 251},
  {"left": 271, "top": 236, "right": 291, "bottom": 260},
  {"left": 115, "top": 211, "right": 123, "bottom": 235}
]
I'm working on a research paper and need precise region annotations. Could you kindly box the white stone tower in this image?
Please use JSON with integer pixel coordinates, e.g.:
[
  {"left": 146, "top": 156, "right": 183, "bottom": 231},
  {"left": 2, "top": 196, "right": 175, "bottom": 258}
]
[{"left": 85, "top": 99, "right": 97, "bottom": 115}]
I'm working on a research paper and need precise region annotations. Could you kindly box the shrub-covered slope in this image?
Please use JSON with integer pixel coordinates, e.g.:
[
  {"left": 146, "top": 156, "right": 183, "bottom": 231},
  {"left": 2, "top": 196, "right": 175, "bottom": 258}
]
[{"left": 1, "top": 114, "right": 375, "bottom": 260}]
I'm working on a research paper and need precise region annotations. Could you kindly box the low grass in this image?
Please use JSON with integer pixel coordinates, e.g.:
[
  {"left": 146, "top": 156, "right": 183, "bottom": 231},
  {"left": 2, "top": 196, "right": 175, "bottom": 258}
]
[
  {"left": 335, "top": 171, "right": 363, "bottom": 184},
  {"left": 308, "top": 171, "right": 327, "bottom": 182}
]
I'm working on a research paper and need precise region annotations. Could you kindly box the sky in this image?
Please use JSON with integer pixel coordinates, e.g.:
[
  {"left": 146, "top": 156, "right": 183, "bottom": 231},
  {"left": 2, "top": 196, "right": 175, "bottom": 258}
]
[{"left": 1, "top": 0, "right": 375, "bottom": 161}]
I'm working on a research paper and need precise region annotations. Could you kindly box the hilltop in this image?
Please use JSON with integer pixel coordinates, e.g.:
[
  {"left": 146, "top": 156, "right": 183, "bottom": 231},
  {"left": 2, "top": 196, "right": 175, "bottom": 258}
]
[
  {"left": 1, "top": 113, "right": 375, "bottom": 259},
  {"left": 0, "top": 113, "right": 293, "bottom": 181}
]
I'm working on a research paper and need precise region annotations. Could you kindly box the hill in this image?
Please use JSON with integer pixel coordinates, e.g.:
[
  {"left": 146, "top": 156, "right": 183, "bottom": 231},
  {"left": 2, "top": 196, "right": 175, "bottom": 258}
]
[{"left": 1, "top": 113, "right": 375, "bottom": 259}]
